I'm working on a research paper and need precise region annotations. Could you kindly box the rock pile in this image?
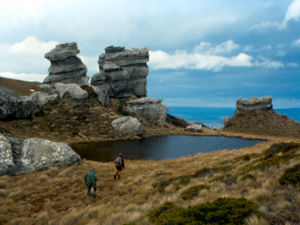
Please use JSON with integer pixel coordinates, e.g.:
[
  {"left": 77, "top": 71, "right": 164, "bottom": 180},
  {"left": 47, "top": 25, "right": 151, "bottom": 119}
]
[
  {"left": 0, "top": 133, "right": 80, "bottom": 175},
  {"left": 127, "top": 97, "right": 168, "bottom": 121},
  {"left": 235, "top": 96, "right": 273, "bottom": 114},
  {"left": 91, "top": 46, "right": 149, "bottom": 98},
  {"left": 43, "top": 42, "right": 88, "bottom": 85}
]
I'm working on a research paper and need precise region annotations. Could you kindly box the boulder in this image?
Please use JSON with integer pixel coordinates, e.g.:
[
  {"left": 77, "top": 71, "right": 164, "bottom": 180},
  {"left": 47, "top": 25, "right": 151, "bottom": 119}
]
[
  {"left": 20, "top": 138, "right": 80, "bottom": 172},
  {"left": 235, "top": 96, "right": 273, "bottom": 114},
  {"left": 28, "top": 91, "right": 58, "bottom": 107},
  {"left": 54, "top": 83, "right": 88, "bottom": 99},
  {"left": 0, "top": 88, "right": 35, "bottom": 120},
  {"left": 111, "top": 116, "right": 142, "bottom": 135},
  {"left": 80, "top": 84, "right": 110, "bottom": 106},
  {"left": 0, "top": 133, "right": 81, "bottom": 175},
  {"left": 43, "top": 42, "right": 88, "bottom": 85},
  {"left": 127, "top": 97, "right": 168, "bottom": 121},
  {"left": 91, "top": 46, "right": 149, "bottom": 98},
  {"left": 185, "top": 124, "right": 202, "bottom": 132},
  {"left": 0, "top": 134, "right": 15, "bottom": 175}
]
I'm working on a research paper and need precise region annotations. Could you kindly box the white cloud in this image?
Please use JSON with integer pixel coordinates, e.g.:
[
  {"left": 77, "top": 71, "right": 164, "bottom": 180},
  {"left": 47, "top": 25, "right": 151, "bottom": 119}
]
[
  {"left": 149, "top": 50, "right": 252, "bottom": 71},
  {"left": 194, "top": 40, "right": 239, "bottom": 55},
  {"left": 283, "top": 0, "right": 300, "bottom": 26},
  {"left": 0, "top": 71, "right": 46, "bottom": 82},
  {"left": 250, "top": 21, "right": 282, "bottom": 30},
  {"left": 292, "top": 39, "right": 300, "bottom": 46},
  {"left": 287, "top": 62, "right": 298, "bottom": 67},
  {"left": 254, "top": 56, "right": 284, "bottom": 69},
  {"left": 150, "top": 41, "right": 284, "bottom": 71}
]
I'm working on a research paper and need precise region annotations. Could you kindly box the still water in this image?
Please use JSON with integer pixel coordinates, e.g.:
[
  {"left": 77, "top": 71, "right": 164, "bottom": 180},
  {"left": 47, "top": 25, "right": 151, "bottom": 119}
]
[{"left": 71, "top": 135, "right": 262, "bottom": 162}]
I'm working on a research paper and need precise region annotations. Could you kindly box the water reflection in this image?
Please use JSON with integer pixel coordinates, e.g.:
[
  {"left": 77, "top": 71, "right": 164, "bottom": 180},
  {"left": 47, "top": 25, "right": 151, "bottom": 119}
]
[{"left": 71, "top": 135, "right": 262, "bottom": 162}]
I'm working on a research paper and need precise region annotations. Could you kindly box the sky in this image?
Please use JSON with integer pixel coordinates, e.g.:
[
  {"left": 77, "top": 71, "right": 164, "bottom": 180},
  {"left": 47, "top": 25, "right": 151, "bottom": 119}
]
[{"left": 0, "top": 0, "right": 300, "bottom": 108}]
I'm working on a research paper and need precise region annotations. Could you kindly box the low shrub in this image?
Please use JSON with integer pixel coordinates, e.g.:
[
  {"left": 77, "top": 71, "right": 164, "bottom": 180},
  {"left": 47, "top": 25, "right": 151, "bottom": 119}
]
[
  {"left": 279, "top": 164, "right": 300, "bottom": 186},
  {"left": 148, "top": 198, "right": 258, "bottom": 225},
  {"left": 181, "top": 184, "right": 210, "bottom": 200},
  {"left": 194, "top": 167, "right": 215, "bottom": 178},
  {"left": 240, "top": 174, "right": 257, "bottom": 182}
]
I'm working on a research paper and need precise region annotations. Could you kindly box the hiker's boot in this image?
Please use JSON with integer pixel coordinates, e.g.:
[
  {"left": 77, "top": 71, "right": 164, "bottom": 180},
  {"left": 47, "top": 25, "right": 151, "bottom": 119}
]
[
  {"left": 118, "top": 175, "right": 120, "bottom": 179},
  {"left": 114, "top": 174, "right": 116, "bottom": 180}
]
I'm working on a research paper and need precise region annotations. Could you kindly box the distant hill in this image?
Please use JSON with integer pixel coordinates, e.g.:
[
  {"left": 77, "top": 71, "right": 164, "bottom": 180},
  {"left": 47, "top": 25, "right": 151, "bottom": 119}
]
[
  {"left": 224, "top": 109, "right": 300, "bottom": 138},
  {"left": 0, "top": 76, "right": 41, "bottom": 96}
]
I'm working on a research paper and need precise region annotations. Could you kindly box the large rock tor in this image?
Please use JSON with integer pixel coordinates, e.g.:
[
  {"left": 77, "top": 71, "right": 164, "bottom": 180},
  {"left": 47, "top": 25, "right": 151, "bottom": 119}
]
[
  {"left": 43, "top": 42, "right": 88, "bottom": 85},
  {"left": 91, "top": 46, "right": 149, "bottom": 98},
  {"left": 127, "top": 97, "right": 168, "bottom": 121},
  {"left": 235, "top": 96, "right": 273, "bottom": 114}
]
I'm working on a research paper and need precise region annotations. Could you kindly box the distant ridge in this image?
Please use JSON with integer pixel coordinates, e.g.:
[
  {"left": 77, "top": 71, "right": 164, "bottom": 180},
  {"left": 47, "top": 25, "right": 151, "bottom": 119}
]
[{"left": 0, "top": 76, "right": 40, "bottom": 96}]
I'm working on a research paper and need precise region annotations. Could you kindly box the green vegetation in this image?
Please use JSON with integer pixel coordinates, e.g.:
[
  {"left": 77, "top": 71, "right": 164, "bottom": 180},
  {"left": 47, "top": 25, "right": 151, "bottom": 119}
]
[
  {"left": 181, "top": 184, "right": 210, "bottom": 200},
  {"left": 279, "top": 163, "right": 300, "bottom": 186},
  {"left": 148, "top": 198, "right": 258, "bottom": 225}
]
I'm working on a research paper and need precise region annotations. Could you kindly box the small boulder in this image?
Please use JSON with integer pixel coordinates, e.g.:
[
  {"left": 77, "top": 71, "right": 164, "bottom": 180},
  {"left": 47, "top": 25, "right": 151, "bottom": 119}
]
[
  {"left": 185, "top": 124, "right": 202, "bottom": 132},
  {"left": 0, "top": 134, "right": 15, "bottom": 174},
  {"left": 111, "top": 116, "right": 142, "bottom": 135},
  {"left": 54, "top": 83, "right": 88, "bottom": 99},
  {"left": 235, "top": 96, "right": 273, "bottom": 114}
]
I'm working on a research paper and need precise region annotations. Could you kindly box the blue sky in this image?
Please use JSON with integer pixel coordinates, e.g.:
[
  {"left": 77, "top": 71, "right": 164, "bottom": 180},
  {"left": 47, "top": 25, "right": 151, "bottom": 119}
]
[{"left": 0, "top": 0, "right": 300, "bottom": 108}]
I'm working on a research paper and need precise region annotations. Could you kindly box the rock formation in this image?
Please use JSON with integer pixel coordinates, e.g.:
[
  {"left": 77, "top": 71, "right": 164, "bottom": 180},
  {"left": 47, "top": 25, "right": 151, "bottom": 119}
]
[
  {"left": 0, "top": 133, "right": 80, "bottom": 175},
  {"left": 235, "top": 96, "right": 273, "bottom": 114},
  {"left": 127, "top": 97, "right": 168, "bottom": 121},
  {"left": 185, "top": 124, "right": 202, "bottom": 132},
  {"left": 43, "top": 42, "right": 88, "bottom": 85},
  {"left": 111, "top": 116, "right": 143, "bottom": 135},
  {"left": 0, "top": 88, "right": 34, "bottom": 120},
  {"left": 91, "top": 46, "right": 149, "bottom": 98}
]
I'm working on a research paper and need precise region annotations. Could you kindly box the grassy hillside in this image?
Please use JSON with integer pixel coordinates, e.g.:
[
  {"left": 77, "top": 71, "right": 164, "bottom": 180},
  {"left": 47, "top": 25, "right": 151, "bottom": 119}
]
[
  {"left": 0, "top": 76, "right": 40, "bottom": 96},
  {"left": 0, "top": 140, "right": 300, "bottom": 225},
  {"left": 224, "top": 110, "right": 300, "bottom": 139}
]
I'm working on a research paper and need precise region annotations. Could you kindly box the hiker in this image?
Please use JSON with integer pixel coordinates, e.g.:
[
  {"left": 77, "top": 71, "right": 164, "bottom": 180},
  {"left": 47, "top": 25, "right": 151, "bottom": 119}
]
[
  {"left": 84, "top": 167, "right": 97, "bottom": 199},
  {"left": 114, "top": 153, "right": 125, "bottom": 179}
]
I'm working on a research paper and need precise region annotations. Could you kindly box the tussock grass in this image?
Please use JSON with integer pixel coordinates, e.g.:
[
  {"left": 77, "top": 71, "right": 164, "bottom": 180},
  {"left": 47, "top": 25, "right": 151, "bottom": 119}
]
[{"left": 0, "top": 140, "right": 300, "bottom": 224}]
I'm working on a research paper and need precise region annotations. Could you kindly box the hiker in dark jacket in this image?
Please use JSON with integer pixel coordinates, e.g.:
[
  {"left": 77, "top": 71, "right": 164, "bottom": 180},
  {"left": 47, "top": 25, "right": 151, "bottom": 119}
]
[
  {"left": 84, "top": 168, "right": 97, "bottom": 199},
  {"left": 114, "top": 153, "right": 125, "bottom": 179}
]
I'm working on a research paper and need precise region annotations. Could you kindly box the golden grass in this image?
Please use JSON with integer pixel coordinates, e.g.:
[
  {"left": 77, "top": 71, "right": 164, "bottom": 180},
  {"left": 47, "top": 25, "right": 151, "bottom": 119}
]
[{"left": 0, "top": 135, "right": 300, "bottom": 224}]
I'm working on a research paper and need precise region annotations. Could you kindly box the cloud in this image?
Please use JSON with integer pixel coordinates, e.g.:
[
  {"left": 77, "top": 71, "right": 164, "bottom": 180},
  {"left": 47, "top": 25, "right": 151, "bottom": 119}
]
[
  {"left": 0, "top": 71, "right": 46, "bottom": 82},
  {"left": 149, "top": 41, "right": 284, "bottom": 71},
  {"left": 283, "top": 0, "right": 300, "bottom": 26},
  {"left": 194, "top": 40, "right": 239, "bottom": 55},
  {"left": 292, "top": 39, "right": 300, "bottom": 46},
  {"left": 250, "top": 21, "right": 282, "bottom": 30}
]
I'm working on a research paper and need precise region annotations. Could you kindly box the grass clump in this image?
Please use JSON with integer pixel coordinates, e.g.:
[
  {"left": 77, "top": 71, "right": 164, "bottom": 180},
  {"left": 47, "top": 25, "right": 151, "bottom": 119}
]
[
  {"left": 181, "top": 184, "right": 210, "bottom": 200},
  {"left": 152, "top": 175, "right": 192, "bottom": 193},
  {"left": 148, "top": 198, "right": 258, "bottom": 225},
  {"left": 279, "top": 164, "right": 300, "bottom": 186}
]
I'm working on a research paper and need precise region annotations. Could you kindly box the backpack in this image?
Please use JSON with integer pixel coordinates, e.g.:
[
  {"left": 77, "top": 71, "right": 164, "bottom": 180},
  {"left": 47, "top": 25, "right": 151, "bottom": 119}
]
[{"left": 115, "top": 156, "right": 122, "bottom": 167}]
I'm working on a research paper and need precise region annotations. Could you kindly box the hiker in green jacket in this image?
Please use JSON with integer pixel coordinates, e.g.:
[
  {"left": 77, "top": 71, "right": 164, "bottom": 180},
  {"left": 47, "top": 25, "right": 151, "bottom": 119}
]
[{"left": 84, "top": 168, "right": 97, "bottom": 199}]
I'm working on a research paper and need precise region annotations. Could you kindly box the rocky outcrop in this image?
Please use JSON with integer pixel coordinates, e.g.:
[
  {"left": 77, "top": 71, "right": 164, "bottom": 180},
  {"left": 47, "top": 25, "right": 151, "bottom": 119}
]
[
  {"left": 235, "top": 96, "right": 273, "bottom": 114},
  {"left": 0, "top": 88, "right": 34, "bottom": 120},
  {"left": 43, "top": 42, "right": 88, "bottom": 85},
  {"left": 111, "top": 116, "right": 142, "bottom": 135},
  {"left": 127, "top": 97, "right": 168, "bottom": 121},
  {"left": 185, "top": 124, "right": 202, "bottom": 132},
  {"left": 0, "top": 133, "right": 80, "bottom": 175},
  {"left": 91, "top": 46, "right": 149, "bottom": 98}
]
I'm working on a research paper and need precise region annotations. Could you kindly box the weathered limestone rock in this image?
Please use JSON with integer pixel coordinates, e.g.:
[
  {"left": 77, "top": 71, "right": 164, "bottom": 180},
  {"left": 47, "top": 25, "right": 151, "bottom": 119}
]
[
  {"left": 91, "top": 46, "right": 149, "bottom": 98},
  {"left": 127, "top": 97, "right": 168, "bottom": 121},
  {"left": 43, "top": 42, "right": 88, "bottom": 85},
  {"left": 20, "top": 138, "right": 80, "bottom": 172},
  {"left": 54, "top": 83, "right": 88, "bottom": 99},
  {"left": 0, "top": 88, "right": 35, "bottom": 120},
  {"left": 0, "top": 134, "right": 14, "bottom": 175},
  {"left": 111, "top": 116, "right": 142, "bottom": 135},
  {"left": 0, "top": 133, "right": 81, "bottom": 175},
  {"left": 235, "top": 96, "right": 273, "bottom": 114},
  {"left": 28, "top": 91, "right": 58, "bottom": 107},
  {"left": 185, "top": 124, "right": 202, "bottom": 132}
]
